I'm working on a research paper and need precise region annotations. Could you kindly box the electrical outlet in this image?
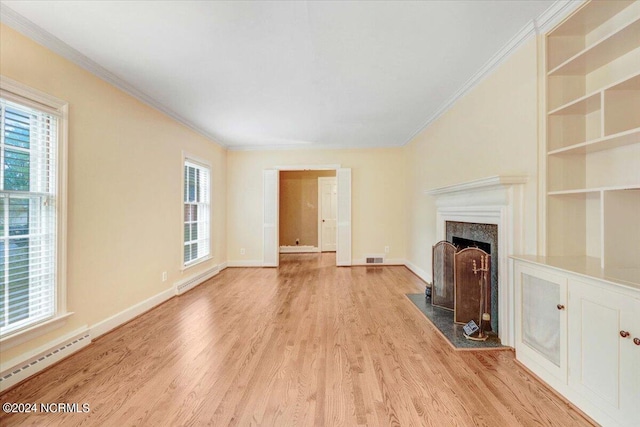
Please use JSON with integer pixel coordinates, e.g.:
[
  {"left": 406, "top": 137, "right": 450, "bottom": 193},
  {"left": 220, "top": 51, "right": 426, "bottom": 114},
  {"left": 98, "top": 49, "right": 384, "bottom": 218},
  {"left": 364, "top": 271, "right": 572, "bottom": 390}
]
[
  {"left": 161, "top": 271, "right": 167, "bottom": 282},
  {"left": 384, "top": 246, "right": 390, "bottom": 254},
  {"left": 240, "top": 248, "right": 246, "bottom": 255}
]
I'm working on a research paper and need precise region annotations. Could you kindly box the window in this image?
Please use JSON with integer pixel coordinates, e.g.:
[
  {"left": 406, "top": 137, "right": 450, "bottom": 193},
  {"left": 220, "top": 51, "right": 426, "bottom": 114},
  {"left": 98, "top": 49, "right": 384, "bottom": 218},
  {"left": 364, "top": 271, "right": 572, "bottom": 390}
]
[
  {"left": 183, "top": 159, "right": 210, "bottom": 266},
  {"left": 0, "top": 89, "right": 64, "bottom": 337}
]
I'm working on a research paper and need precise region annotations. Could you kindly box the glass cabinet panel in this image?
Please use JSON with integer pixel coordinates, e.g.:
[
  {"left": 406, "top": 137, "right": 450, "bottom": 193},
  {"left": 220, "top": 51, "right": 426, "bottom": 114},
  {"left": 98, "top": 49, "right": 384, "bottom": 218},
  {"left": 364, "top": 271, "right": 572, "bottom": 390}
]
[{"left": 522, "top": 274, "right": 562, "bottom": 366}]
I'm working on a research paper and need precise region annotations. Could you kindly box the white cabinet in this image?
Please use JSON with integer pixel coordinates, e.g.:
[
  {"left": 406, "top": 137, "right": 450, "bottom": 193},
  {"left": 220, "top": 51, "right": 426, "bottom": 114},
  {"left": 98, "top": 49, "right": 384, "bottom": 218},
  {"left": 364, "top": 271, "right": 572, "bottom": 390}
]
[
  {"left": 568, "top": 279, "right": 640, "bottom": 426},
  {"left": 513, "top": 257, "right": 640, "bottom": 427},
  {"left": 514, "top": 263, "right": 568, "bottom": 384}
]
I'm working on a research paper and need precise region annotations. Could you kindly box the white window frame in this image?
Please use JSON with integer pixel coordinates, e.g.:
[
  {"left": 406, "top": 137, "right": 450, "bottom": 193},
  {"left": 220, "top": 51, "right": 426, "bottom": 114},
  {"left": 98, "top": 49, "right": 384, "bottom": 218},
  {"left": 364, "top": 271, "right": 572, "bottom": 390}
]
[
  {"left": 182, "top": 153, "right": 211, "bottom": 270},
  {"left": 0, "top": 76, "right": 71, "bottom": 350}
]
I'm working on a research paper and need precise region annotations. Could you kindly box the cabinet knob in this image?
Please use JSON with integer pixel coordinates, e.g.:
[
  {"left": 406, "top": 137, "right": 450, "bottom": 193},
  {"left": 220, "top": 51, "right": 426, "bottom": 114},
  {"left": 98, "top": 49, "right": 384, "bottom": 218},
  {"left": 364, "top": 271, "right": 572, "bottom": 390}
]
[
  {"left": 634, "top": 338, "right": 640, "bottom": 346},
  {"left": 620, "top": 330, "right": 630, "bottom": 338},
  {"left": 556, "top": 304, "right": 565, "bottom": 310}
]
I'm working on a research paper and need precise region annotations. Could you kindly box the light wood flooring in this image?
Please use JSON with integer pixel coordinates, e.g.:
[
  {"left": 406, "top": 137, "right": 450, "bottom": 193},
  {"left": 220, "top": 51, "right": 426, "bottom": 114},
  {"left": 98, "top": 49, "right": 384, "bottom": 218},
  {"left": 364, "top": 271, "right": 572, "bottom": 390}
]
[{"left": 1, "top": 253, "right": 592, "bottom": 426}]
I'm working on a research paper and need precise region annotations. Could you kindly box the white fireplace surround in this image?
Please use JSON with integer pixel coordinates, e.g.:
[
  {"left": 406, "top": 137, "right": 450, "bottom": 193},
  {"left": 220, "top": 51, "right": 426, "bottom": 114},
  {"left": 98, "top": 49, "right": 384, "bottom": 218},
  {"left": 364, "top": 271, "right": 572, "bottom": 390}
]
[{"left": 425, "top": 175, "right": 527, "bottom": 347}]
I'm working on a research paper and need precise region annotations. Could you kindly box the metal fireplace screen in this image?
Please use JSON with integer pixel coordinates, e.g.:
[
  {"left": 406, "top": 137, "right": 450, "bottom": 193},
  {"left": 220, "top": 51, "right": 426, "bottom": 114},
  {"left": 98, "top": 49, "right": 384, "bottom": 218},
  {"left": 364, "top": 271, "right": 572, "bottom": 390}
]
[
  {"left": 454, "top": 248, "right": 491, "bottom": 325},
  {"left": 431, "top": 241, "right": 456, "bottom": 310}
]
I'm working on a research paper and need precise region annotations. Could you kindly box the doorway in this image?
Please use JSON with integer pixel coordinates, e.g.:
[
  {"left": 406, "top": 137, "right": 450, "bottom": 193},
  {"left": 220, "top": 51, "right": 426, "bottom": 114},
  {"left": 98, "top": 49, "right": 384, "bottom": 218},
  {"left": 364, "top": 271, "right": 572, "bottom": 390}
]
[
  {"left": 278, "top": 171, "right": 335, "bottom": 253},
  {"left": 263, "top": 167, "right": 351, "bottom": 267}
]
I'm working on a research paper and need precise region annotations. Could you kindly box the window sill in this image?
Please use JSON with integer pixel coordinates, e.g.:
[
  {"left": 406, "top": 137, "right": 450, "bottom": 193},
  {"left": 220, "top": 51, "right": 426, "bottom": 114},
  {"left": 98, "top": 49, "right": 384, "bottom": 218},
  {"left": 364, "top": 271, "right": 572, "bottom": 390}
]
[
  {"left": 0, "top": 312, "right": 74, "bottom": 351},
  {"left": 181, "top": 255, "right": 213, "bottom": 272}
]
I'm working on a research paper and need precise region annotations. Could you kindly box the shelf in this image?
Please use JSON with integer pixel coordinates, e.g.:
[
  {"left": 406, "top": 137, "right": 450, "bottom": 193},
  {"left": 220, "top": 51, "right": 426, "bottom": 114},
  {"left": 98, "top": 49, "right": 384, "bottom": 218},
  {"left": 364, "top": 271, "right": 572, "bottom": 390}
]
[
  {"left": 548, "top": 127, "right": 640, "bottom": 155},
  {"left": 546, "top": 1, "right": 636, "bottom": 72},
  {"left": 548, "top": 17, "right": 640, "bottom": 76},
  {"left": 548, "top": 92, "right": 600, "bottom": 115},
  {"left": 548, "top": 71, "right": 640, "bottom": 115},
  {"left": 548, "top": 184, "right": 640, "bottom": 196},
  {"left": 548, "top": 189, "right": 600, "bottom": 196},
  {"left": 548, "top": 1, "right": 634, "bottom": 39},
  {"left": 608, "top": 72, "right": 640, "bottom": 90}
]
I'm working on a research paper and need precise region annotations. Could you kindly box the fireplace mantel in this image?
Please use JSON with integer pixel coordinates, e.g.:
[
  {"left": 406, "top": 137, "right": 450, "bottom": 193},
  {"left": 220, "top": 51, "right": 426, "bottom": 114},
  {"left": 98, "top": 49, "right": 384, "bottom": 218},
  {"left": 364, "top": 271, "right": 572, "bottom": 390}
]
[
  {"left": 425, "top": 175, "right": 528, "bottom": 207},
  {"left": 426, "top": 175, "right": 527, "bottom": 347},
  {"left": 425, "top": 175, "right": 527, "bottom": 195}
]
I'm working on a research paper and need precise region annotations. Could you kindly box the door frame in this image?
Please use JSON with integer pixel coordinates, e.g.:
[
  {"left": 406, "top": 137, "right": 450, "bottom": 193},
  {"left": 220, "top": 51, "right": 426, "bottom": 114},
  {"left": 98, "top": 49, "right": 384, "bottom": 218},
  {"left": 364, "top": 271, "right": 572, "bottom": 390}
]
[
  {"left": 317, "top": 176, "right": 337, "bottom": 252},
  {"left": 263, "top": 164, "right": 351, "bottom": 267}
]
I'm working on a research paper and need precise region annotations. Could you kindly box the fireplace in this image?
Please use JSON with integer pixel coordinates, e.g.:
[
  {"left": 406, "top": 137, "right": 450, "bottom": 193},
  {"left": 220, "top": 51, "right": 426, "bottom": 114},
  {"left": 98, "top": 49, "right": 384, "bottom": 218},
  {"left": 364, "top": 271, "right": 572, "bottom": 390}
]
[
  {"left": 448, "top": 222, "right": 498, "bottom": 331},
  {"left": 426, "top": 176, "right": 527, "bottom": 347},
  {"left": 451, "top": 236, "right": 490, "bottom": 254}
]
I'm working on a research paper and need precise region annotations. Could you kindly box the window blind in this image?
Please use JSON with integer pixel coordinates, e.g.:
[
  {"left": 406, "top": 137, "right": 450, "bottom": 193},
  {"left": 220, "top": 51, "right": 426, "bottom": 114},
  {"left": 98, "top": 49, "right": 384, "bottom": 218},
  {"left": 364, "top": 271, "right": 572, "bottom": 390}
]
[
  {"left": 184, "top": 160, "right": 210, "bottom": 265},
  {"left": 0, "top": 98, "right": 58, "bottom": 335}
]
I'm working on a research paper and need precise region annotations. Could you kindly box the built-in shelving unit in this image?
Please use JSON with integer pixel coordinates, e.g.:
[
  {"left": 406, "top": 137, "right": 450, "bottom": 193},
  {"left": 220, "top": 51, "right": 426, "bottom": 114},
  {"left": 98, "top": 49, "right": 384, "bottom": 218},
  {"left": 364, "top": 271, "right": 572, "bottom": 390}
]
[
  {"left": 545, "top": 0, "right": 640, "bottom": 285},
  {"left": 515, "top": 6, "right": 640, "bottom": 423}
]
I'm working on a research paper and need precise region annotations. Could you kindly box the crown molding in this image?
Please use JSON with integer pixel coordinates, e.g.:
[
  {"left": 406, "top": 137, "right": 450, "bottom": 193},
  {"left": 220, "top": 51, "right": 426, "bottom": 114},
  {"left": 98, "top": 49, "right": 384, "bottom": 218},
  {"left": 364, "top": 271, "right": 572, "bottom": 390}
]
[
  {"left": 0, "top": 3, "right": 227, "bottom": 149},
  {"left": 401, "top": 0, "right": 583, "bottom": 147},
  {"left": 227, "top": 141, "right": 402, "bottom": 152}
]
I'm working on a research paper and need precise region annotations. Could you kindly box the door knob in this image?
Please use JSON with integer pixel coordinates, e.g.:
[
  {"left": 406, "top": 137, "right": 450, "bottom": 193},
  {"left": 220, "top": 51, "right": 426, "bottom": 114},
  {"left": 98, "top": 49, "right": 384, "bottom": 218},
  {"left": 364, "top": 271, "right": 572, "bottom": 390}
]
[
  {"left": 620, "top": 330, "right": 630, "bottom": 338},
  {"left": 556, "top": 304, "right": 565, "bottom": 310},
  {"left": 634, "top": 338, "right": 640, "bottom": 346}
]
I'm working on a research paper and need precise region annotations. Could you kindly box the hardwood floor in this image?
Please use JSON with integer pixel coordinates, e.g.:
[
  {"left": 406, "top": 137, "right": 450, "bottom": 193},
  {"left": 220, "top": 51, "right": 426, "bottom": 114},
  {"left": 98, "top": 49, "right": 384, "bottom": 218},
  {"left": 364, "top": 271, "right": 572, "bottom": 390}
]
[{"left": 1, "top": 253, "right": 592, "bottom": 426}]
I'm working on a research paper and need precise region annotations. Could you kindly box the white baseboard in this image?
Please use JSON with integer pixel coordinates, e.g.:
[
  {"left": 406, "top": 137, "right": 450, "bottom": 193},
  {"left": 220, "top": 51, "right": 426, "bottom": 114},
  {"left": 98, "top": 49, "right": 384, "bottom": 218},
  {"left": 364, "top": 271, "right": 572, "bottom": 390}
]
[
  {"left": 226, "top": 260, "right": 263, "bottom": 267},
  {"left": 0, "top": 327, "right": 91, "bottom": 392},
  {"left": 218, "top": 261, "right": 228, "bottom": 271},
  {"left": 91, "top": 287, "right": 175, "bottom": 339},
  {"left": 280, "top": 245, "right": 320, "bottom": 253},
  {"left": 404, "top": 260, "right": 432, "bottom": 284}
]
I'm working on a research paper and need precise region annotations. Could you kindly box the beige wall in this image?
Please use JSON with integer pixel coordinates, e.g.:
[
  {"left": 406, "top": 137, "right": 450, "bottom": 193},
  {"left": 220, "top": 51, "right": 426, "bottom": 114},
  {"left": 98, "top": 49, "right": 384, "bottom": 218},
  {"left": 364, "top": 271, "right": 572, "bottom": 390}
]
[
  {"left": 279, "top": 170, "right": 335, "bottom": 247},
  {"left": 227, "top": 148, "right": 407, "bottom": 264},
  {"left": 404, "top": 37, "right": 539, "bottom": 280},
  {"left": 0, "top": 24, "right": 227, "bottom": 362}
]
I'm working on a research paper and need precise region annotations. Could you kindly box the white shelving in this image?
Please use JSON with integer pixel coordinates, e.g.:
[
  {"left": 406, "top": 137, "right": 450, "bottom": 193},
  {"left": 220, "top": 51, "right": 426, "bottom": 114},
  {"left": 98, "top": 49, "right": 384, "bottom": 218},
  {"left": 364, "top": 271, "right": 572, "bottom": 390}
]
[
  {"left": 545, "top": 1, "right": 640, "bottom": 281},
  {"left": 547, "top": 127, "right": 640, "bottom": 155},
  {"left": 546, "top": 1, "right": 640, "bottom": 111},
  {"left": 548, "top": 17, "right": 640, "bottom": 76}
]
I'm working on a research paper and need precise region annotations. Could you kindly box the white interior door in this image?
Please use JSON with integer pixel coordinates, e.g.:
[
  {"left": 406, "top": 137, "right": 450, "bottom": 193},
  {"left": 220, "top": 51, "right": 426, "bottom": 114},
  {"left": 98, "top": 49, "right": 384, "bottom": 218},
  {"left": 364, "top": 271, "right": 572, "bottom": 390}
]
[
  {"left": 263, "top": 169, "right": 279, "bottom": 267},
  {"left": 318, "top": 177, "right": 337, "bottom": 252}
]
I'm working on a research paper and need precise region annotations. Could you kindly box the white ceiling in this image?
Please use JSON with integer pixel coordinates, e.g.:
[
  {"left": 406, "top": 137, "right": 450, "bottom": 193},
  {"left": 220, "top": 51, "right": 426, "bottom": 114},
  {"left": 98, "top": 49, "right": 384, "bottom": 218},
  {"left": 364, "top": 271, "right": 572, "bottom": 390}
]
[{"left": 1, "top": 0, "right": 559, "bottom": 150}]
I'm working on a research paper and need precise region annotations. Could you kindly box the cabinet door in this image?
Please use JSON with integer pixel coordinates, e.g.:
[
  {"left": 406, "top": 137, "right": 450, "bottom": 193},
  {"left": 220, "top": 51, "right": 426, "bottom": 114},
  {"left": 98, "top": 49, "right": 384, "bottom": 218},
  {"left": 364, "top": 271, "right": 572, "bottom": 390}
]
[
  {"left": 568, "top": 280, "right": 640, "bottom": 426},
  {"left": 515, "top": 263, "right": 568, "bottom": 384}
]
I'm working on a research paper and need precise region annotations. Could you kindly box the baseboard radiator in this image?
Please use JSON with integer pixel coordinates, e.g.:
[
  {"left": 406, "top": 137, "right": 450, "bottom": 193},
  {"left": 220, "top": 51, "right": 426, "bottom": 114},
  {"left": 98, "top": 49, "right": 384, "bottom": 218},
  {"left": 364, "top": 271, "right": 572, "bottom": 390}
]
[
  {"left": 0, "top": 331, "right": 91, "bottom": 392},
  {"left": 175, "top": 265, "right": 220, "bottom": 295}
]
